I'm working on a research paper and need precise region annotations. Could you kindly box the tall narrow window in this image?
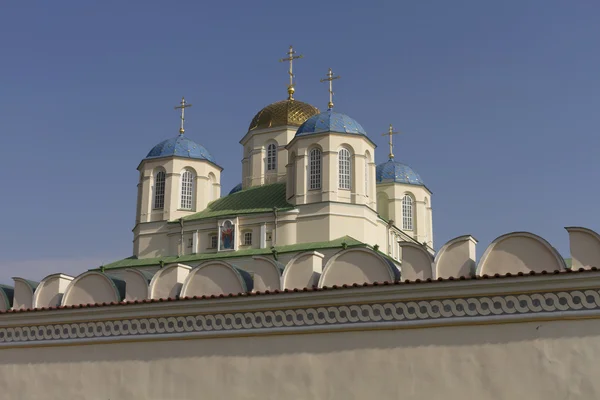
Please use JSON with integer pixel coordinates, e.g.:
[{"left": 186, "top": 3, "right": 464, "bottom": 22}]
[
  {"left": 309, "top": 148, "right": 322, "bottom": 190},
  {"left": 267, "top": 143, "right": 277, "bottom": 171},
  {"left": 154, "top": 171, "right": 165, "bottom": 209},
  {"left": 364, "top": 152, "right": 370, "bottom": 197},
  {"left": 402, "top": 195, "right": 413, "bottom": 231},
  {"left": 180, "top": 170, "right": 194, "bottom": 210},
  {"left": 338, "top": 148, "right": 351, "bottom": 190}
]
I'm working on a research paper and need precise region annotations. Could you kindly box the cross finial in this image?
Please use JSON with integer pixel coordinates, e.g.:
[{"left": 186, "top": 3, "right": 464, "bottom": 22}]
[
  {"left": 381, "top": 124, "right": 403, "bottom": 159},
  {"left": 320, "top": 68, "right": 340, "bottom": 109},
  {"left": 174, "top": 97, "right": 192, "bottom": 135},
  {"left": 279, "top": 45, "right": 303, "bottom": 100}
]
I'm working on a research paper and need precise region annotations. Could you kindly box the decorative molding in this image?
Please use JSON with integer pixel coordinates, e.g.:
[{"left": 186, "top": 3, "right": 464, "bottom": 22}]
[{"left": 2, "top": 287, "right": 600, "bottom": 347}]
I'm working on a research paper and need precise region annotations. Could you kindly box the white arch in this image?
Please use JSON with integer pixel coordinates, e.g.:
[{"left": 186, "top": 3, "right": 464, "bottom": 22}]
[
  {"left": 477, "top": 231, "right": 566, "bottom": 275},
  {"left": 249, "top": 256, "right": 283, "bottom": 292},
  {"left": 434, "top": 235, "right": 478, "bottom": 279},
  {"left": 180, "top": 261, "right": 252, "bottom": 297},
  {"left": 282, "top": 251, "right": 324, "bottom": 290},
  {"left": 398, "top": 242, "right": 434, "bottom": 281},
  {"left": 318, "top": 248, "right": 398, "bottom": 288},
  {"left": 122, "top": 269, "right": 155, "bottom": 301},
  {"left": 11, "top": 278, "right": 38, "bottom": 310},
  {"left": 33, "top": 273, "right": 74, "bottom": 308},
  {"left": 148, "top": 263, "right": 191, "bottom": 300},
  {"left": 565, "top": 226, "right": 600, "bottom": 270},
  {"left": 61, "top": 271, "right": 125, "bottom": 306}
]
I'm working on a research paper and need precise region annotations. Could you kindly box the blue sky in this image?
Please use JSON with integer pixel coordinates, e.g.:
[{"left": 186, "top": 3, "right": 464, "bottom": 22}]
[{"left": 0, "top": 1, "right": 599, "bottom": 282}]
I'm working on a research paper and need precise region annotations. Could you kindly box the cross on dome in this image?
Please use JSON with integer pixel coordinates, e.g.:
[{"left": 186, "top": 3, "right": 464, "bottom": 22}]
[
  {"left": 320, "top": 68, "right": 340, "bottom": 109},
  {"left": 279, "top": 45, "right": 303, "bottom": 100},
  {"left": 174, "top": 97, "right": 192, "bottom": 135},
  {"left": 381, "top": 123, "right": 404, "bottom": 159}
]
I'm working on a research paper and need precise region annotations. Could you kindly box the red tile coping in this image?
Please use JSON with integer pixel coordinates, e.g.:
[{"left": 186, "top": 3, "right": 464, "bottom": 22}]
[{"left": 2, "top": 267, "right": 597, "bottom": 315}]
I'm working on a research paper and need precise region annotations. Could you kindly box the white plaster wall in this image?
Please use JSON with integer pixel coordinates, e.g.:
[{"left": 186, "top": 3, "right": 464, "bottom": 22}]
[
  {"left": 11, "top": 280, "right": 33, "bottom": 310},
  {"left": 319, "top": 250, "right": 394, "bottom": 287},
  {"left": 183, "top": 264, "right": 245, "bottom": 297},
  {"left": 376, "top": 182, "right": 432, "bottom": 247},
  {"left": 0, "top": 319, "right": 598, "bottom": 399},
  {"left": 240, "top": 126, "right": 297, "bottom": 188},
  {"left": 287, "top": 133, "right": 375, "bottom": 206},
  {"left": 62, "top": 275, "right": 119, "bottom": 306}
]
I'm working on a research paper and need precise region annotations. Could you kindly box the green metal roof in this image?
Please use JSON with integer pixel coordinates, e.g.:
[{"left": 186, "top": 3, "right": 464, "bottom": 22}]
[
  {"left": 175, "top": 183, "right": 294, "bottom": 223},
  {"left": 98, "top": 236, "right": 366, "bottom": 271}
]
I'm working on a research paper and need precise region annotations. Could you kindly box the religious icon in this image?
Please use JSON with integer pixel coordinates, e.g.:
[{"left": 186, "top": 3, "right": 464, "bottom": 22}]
[{"left": 220, "top": 220, "right": 235, "bottom": 250}]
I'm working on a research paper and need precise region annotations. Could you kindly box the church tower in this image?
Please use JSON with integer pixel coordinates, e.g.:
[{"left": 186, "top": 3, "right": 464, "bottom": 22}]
[
  {"left": 238, "top": 46, "right": 319, "bottom": 190},
  {"left": 133, "top": 98, "right": 222, "bottom": 257},
  {"left": 286, "top": 69, "right": 375, "bottom": 207},
  {"left": 375, "top": 125, "right": 433, "bottom": 249}
]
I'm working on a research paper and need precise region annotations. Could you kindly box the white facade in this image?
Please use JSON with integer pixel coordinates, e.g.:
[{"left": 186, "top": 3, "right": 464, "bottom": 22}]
[{"left": 131, "top": 97, "right": 434, "bottom": 263}]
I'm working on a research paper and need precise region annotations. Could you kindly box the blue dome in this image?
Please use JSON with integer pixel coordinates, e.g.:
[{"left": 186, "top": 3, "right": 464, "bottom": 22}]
[
  {"left": 376, "top": 159, "right": 424, "bottom": 186},
  {"left": 145, "top": 135, "right": 215, "bottom": 163},
  {"left": 295, "top": 109, "right": 367, "bottom": 137},
  {"left": 229, "top": 183, "right": 243, "bottom": 195}
]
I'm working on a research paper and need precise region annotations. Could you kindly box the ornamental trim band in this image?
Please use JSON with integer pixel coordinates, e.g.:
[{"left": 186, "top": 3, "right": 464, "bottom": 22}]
[{"left": 0, "top": 287, "right": 599, "bottom": 347}]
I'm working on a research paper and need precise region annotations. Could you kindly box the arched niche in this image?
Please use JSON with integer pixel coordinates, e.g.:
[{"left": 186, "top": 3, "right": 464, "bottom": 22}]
[
  {"left": 181, "top": 261, "right": 253, "bottom": 297},
  {"left": 565, "top": 227, "right": 600, "bottom": 270},
  {"left": 282, "top": 251, "right": 324, "bottom": 290},
  {"left": 398, "top": 242, "right": 433, "bottom": 281},
  {"left": 123, "top": 269, "right": 155, "bottom": 301},
  {"left": 33, "top": 273, "right": 74, "bottom": 308},
  {"left": 248, "top": 256, "right": 283, "bottom": 292},
  {"left": 0, "top": 285, "right": 14, "bottom": 312},
  {"left": 434, "top": 235, "right": 478, "bottom": 279},
  {"left": 477, "top": 232, "right": 566, "bottom": 275},
  {"left": 62, "top": 271, "right": 125, "bottom": 306},
  {"left": 11, "top": 278, "right": 38, "bottom": 310},
  {"left": 148, "top": 263, "right": 191, "bottom": 300},
  {"left": 318, "top": 248, "right": 399, "bottom": 288}
]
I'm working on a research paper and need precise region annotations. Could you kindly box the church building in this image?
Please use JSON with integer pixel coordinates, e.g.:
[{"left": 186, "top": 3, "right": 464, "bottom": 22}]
[{"left": 127, "top": 46, "right": 432, "bottom": 283}]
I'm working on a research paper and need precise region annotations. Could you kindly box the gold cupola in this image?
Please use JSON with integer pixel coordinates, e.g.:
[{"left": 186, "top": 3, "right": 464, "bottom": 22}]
[{"left": 248, "top": 99, "right": 319, "bottom": 131}]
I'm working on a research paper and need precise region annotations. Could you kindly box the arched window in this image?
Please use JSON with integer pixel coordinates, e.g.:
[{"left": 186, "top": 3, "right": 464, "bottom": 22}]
[
  {"left": 364, "top": 151, "right": 371, "bottom": 197},
  {"left": 153, "top": 171, "right": 165, "bottom": 209},
  {"left": 338, "top": 148, "right": 351, "bottom": 190},
  {"left": 208, "top": 173, "right": 215, "bottom": 203},
  {"left": 180, "top": 169, "right": 194, "bottom": 210},
  {"left": 266, "top": 143, "right": 277, "bottom": 171},
  {"left": 309, "top": 148, "right": 322, "bottom": 190},
  {"left": 402, "top": 195, "right": 413, "bottom": 231},
  {"left": 290, "top": 151, "right": 296, "bottom": 196}
]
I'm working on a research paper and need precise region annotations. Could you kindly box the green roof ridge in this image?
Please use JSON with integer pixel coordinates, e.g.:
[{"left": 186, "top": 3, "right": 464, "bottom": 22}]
[
  {"left": 97, "top": 235, "right": 365, "bottom": 271},
  {"left": 172, "top": 183, "right": 294, "bottom": 223}
]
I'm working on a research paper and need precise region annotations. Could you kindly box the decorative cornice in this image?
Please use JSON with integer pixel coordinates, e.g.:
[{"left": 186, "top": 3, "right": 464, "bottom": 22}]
[{"left": 2, "top": 277, "right": 600, "bottom": 347}]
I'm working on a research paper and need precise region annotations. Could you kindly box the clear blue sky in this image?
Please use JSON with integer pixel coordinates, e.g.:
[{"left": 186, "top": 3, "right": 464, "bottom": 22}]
[{"left": 0, "top": 1, "right": 599, "bottom": 282}]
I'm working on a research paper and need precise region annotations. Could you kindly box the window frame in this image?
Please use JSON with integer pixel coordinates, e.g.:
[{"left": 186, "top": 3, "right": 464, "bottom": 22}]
[
  {"left": 180, "top": 169, "right": 195, "bottom": 210},
  {"left": 266, "top": 143, "right": 277, "bottom": 172},
  {"left": 243, "top": 231, "right": 252, "bottom": 246},
  {"left": 309, "top": 147, "right": 322, "bottom": 190},
  {"left": 338, "top": 147, "right": 352, "bottom": 190},
  {"left": 153, "top": 170, "right": 166, "bottom": 209},
  {"left": 402, "top": 194, "right": 414, "bottom": 231}
]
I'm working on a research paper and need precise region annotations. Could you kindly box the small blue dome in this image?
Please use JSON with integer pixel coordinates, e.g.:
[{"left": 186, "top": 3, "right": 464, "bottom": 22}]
[
  {"left": 376, "top": 159, "right": 424, "bottom": 186},
  {"left": 145, "top": 135, "right": 215, "bottom": 163},
  {"left": 296, "top": 109, "right": 367, "bottom": 137},
  {"left": 229, "top": 183, "right": 243, "bottom": 195}
]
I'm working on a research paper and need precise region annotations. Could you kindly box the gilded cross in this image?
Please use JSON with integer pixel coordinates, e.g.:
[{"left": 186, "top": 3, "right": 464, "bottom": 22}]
[
  {"left": 174, "top": 97, "right": 192, "bottom": 135},
  {"left": 320, "top": 68, "right": 340, "bottom": 109},
  {"left": 381, "top": 124, "right": 403, "bottom": 159},
  {"left": 279, "top": 45, "right": 303, "bottom": 100}
]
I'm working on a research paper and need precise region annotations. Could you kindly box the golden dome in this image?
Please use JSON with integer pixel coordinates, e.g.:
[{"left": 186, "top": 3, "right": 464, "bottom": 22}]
[{"left": 248, "top": 99, "right": 319, "bottom": 131}]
